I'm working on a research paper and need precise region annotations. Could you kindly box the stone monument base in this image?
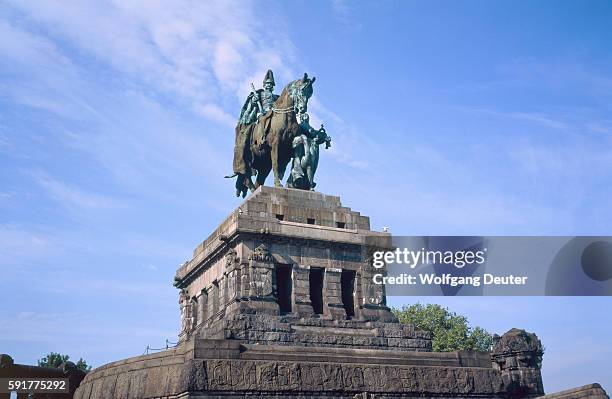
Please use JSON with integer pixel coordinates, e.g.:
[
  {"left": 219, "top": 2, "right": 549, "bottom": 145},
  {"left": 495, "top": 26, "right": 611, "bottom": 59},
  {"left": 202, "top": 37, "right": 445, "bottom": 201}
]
[
  {"left": 74, "top": 338, "right": 505, "bottom": 398},
  {"left": 73, "top": 187, "right": 610, "bottom": 399}
]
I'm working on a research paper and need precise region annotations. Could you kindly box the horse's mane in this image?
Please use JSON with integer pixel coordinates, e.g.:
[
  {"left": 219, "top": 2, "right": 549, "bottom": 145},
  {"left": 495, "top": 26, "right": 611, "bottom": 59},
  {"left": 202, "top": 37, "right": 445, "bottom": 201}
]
[{"left": 273, "top": 80, "right": 299, "bottom": 109}]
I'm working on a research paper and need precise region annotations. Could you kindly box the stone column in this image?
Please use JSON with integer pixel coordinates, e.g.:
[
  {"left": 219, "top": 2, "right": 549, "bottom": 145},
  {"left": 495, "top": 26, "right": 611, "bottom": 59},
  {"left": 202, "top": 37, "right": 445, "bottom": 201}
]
[
  {"left": 178, "top": 289, "right": 191, "bottom": 341},
  {"left": 224, "top": 248, "right": 240, "bottom": 308},
  {"left": 324, "top": 268, "right": 347, "bottom": 320},
  {"left": 198, "top": 288, "right": 208, "bottom": 325},
  {"left": 246, "top": 244, "right": 280, "bottom": 315},
  {"left": 208, "top": 281, "right": 219, "bottom": 319},
  {"left": 491, "top": 328, "right": 544, "bottom": 398},
  {"left": 221, "top": 275, "right": 228, "bottom": 310},
  {"left": 293, "top": 264, "right": 314, "bottom": 316},
  {"left": 354, "top": 271, "right": 364, "bottom": 320},
  {"left": 239, "top": 261, "right": 249, "bottom": 299},
  {"left": 190, "top": 296, "right": 198, "bottom": 328},
  {"left": 358, "top": 261, "right": 397, "bottom": 322}
]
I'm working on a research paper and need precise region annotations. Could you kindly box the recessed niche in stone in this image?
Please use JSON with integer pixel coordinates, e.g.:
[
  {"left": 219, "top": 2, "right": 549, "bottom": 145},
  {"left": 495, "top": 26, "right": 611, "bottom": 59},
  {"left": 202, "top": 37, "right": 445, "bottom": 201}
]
[
  {"left": 341, "top": 269, "right": 356, "bottom": 318},
  {"left": 309, "top": 267, "right": 325, "bottom": 314},
  {"left": 275, "top": 264, "right": 293, "bottom": 313}
]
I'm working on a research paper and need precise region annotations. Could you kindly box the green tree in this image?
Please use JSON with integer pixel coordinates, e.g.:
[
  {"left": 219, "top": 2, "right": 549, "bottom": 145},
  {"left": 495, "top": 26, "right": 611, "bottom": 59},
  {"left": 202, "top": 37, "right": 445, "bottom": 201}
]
[
  {"left": 38, "top": 352, "right": 91, "bottom": 372},
  {"left": 392, "top": 303, "right": 493, "bottom": 352}
]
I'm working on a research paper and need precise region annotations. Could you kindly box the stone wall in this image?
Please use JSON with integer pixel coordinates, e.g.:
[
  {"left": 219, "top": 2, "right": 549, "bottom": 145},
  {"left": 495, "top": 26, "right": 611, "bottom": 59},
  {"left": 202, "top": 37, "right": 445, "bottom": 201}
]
[
  {"left": 73, "top": 339, "right": 507, "bottom": 399},
  {"left": 537, "top": 384, "right": 609, "bottom": 399},
  {"left": 200, "top": 314, "right": 432, "bottom": 351},
  {"left": 174, "top": 187, "right": 397, "bottom": 343}
]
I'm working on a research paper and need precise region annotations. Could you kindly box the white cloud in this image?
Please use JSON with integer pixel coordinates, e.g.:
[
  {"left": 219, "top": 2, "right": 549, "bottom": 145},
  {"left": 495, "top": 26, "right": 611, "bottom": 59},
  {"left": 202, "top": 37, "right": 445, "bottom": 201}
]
[
  {"left": 509, "top": 112, "right": 568, "bottom": 130},
  {"left": 32, "top": 172, "right": 126, "bottom": 210},
  {"left": 5, "top": 0, "right": 296, "bottom": 120},
  {"left": 0, "top": 224, "right": 58, "bottom": 269},
  {"left": 509, "top": 140, "right": 612, "bottom": 176},
  {"left": 193, "top": 103, "right": 235, "bottom": 128},
  {"left": 458, "top": 106, "right": 569, "bottom": 130},
  {"left": 0, "top": 0, "right": 312, "bottom": 201},
  {"left": 330, "top": 0, "right": 363, "bottom": 31}
]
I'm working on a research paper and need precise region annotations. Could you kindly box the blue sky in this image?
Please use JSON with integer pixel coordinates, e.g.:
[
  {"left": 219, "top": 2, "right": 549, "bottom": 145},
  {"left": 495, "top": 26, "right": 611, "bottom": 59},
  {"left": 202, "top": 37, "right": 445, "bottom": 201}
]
[{"left": 1, "top": 0, "right": 611, "bottom": 393}]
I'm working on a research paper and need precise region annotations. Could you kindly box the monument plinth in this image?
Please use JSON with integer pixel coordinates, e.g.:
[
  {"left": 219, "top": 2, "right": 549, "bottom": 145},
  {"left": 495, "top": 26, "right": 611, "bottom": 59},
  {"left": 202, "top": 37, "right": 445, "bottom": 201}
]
[{"left": 173, "top": 186, "right": 425, "bottom": 351}]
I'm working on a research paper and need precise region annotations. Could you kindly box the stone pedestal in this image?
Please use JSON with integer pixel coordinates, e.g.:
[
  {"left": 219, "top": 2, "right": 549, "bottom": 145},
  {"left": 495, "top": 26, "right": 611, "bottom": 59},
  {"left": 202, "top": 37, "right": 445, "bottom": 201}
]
[
  {"left": 492, "top": 328, "right": 545, "bottom": 398},
  {"left": 173, "top": 186, "right": 401, "bottom": 342}
]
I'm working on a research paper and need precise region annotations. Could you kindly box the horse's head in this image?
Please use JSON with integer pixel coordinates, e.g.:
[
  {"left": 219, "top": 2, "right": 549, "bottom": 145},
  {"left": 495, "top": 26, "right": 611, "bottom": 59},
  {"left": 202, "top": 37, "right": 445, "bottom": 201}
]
[{"left": 290, "top": 73, "right": 316, "bottom": 114}]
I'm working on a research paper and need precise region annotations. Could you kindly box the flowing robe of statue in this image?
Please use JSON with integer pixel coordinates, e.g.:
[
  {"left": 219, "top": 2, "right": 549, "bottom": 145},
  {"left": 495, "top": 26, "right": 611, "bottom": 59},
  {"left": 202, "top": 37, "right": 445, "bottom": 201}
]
[{"left": 233, "top": 88, "right": 278, "bottom": 180}]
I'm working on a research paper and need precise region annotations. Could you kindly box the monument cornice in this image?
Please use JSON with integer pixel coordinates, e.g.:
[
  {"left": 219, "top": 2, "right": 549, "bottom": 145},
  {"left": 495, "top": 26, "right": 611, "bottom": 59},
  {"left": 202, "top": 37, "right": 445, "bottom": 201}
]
[{"left": 174, "top": 226, "right": 389, "bottom": 289}]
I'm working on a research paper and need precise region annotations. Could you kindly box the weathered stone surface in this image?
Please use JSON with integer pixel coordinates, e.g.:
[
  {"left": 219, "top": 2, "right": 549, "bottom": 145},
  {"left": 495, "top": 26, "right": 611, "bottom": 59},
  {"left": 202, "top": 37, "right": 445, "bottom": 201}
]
[
  {"left": 72, "top": 340, "right": 507, "bottom": 398},
  {"left": 202, "top": 359, "right": 503, "bottom": 394},
  {"left": 492, "top": 328, "right": 544, "bottom": 398},
  {"left": 537, "top": 383, "right": 610, "bottom": 399},
  {"left": 175, "top": 187, "right": 401, "bottom": 345},
  {"left": 71, "top": 188, "right": 610, "bottom": 399}
]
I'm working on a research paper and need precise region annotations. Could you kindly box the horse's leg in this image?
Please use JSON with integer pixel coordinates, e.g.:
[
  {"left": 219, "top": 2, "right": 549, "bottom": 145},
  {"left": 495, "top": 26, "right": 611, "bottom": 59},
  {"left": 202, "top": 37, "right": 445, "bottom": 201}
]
[
  {"left": 245, "top": 175, "right": 255, "bottom": 192},
  {"left": 255, "top": 161, "right": 271, "bottom": 188},
  {"left": 271, "top": 141, "right": 283, "bottom": 187},
  {"left": 235, "top": 174, "right": 248, "bottom": 197},
  {"left": 252, "top": 146, "right": 271, "bottom": 188}
]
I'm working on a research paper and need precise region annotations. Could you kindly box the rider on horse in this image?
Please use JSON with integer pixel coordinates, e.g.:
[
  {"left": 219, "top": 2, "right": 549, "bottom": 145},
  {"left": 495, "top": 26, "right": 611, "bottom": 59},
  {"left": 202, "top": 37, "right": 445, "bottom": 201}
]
[
  {"left": 238, "top": 69, "right": 279, "bottom": 124},
  {"left": 228, "top": 71, "right": 327, "bottom": 198},
  {"left": 232, "top": 70, "right": 279, "bottom": 196}
]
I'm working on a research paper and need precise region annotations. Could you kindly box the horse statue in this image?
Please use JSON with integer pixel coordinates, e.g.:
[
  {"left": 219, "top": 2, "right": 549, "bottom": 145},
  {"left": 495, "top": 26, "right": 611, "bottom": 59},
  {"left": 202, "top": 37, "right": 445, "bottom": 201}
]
[{"left": 227, "top": 73, "right": 327, "bottom": 197}]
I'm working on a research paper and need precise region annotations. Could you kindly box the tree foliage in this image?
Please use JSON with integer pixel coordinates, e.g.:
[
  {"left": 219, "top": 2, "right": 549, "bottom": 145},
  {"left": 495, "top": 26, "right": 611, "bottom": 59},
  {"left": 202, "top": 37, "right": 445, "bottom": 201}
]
[
  {"left": 392, "top": 303, "right": 493, "bottom": 352},
  {"left": 38, "top": 352, "right": 91, "bottom": 372}
]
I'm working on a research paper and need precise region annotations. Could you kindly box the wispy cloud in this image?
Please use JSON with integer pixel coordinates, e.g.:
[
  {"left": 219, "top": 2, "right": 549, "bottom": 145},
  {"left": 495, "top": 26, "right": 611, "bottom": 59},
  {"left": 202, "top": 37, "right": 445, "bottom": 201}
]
[
  {"left": 33, "top": 172, "right": 126, "bottom": 210},
  {"left": 458, "top": 106, "right": 569, "bottom": 130},
  {"left": 307, "top": 97, "right": 379, "bottom": 171},
  {"left": 4, "top": 0, "right": 296, "bottom": 123},
  {"left": 1, "top": 1, "right": 308, "bottom": 204},
  {"left": 330, "top": 0, "right": 363, "bottom": 31},
  {"left": 0, "top": 191, "right": 16, "bottom": 199},
  {"left": 0, "top": 224, "right": 54, "bottom": 267},
  {"left": 509, "top": 140, "right": 612, "bottom": 176},
  {"left": 586, "top": 121, "right": 612, "bottom": 136}
]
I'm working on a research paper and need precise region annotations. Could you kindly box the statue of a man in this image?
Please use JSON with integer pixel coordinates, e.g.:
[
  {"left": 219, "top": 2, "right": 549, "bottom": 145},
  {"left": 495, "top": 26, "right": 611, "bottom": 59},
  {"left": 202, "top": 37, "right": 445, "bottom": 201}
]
[
  {"left": 238, "top": 69, "right": 279, "bottom": 125},
  {"left": 286, "top": 113, "right": 331, "bottom": 191},
  {"left": 232, "top": 70, "right": 279, "bottom": 197}
]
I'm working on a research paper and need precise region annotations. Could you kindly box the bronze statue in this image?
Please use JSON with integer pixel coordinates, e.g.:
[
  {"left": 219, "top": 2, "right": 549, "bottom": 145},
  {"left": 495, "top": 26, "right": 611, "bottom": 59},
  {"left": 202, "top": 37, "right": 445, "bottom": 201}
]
[
  {"left": 227, "top": 72, "right": 330, "bottom": 197},
  {"left": 287, "top": 113, "right": 330, "bottom": 190}
]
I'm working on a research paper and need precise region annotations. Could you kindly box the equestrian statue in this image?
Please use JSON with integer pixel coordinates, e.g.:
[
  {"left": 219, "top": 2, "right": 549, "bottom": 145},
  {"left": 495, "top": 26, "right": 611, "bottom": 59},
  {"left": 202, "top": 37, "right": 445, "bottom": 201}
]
[{"left": 226, "top": 70, "right": 331, "bottom": 197}]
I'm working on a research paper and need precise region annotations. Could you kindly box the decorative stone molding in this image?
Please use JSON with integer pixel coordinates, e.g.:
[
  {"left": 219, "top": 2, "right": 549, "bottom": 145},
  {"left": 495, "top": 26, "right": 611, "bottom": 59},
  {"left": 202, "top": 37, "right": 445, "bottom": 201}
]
[
  {"left": 248, "top": 243, "right": 273, "bottom": 262},
  {"left": 224, "top": 248, "right": 239, "bottom": 268},
  {"left": 491, "top": 328, "right": 544, "bottom": 398}
]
